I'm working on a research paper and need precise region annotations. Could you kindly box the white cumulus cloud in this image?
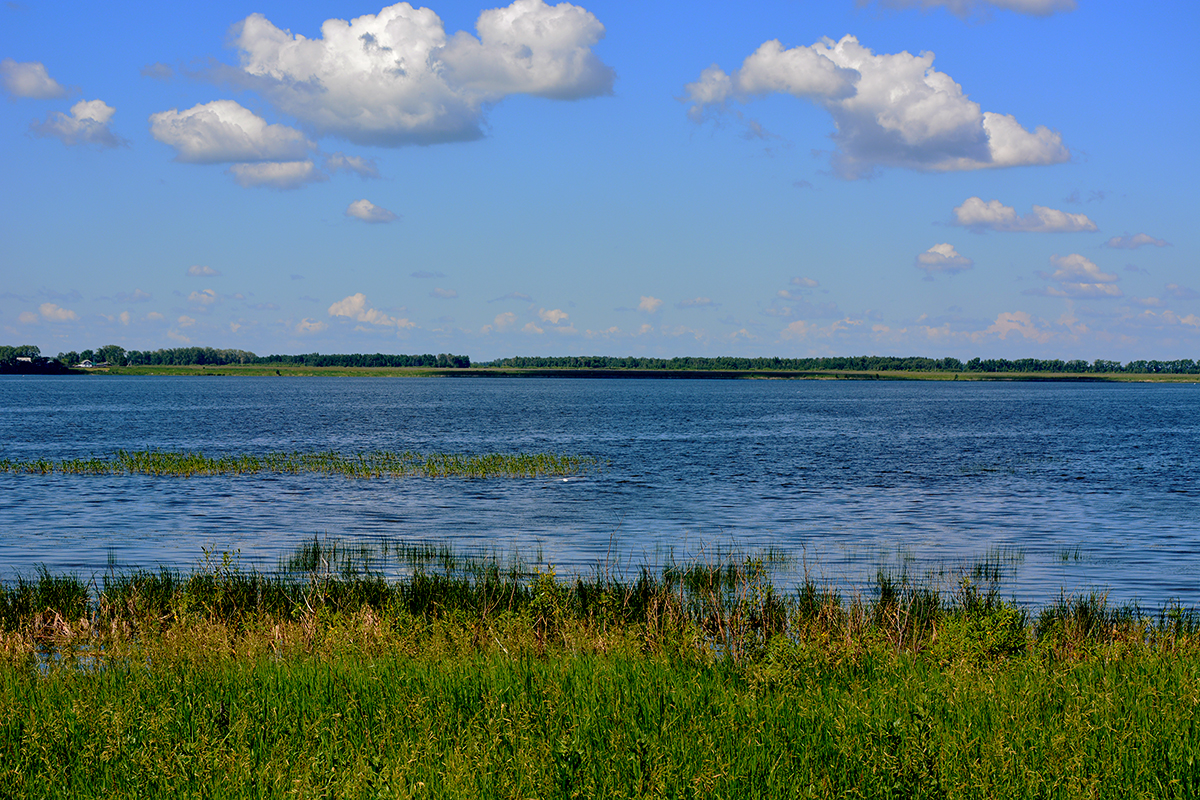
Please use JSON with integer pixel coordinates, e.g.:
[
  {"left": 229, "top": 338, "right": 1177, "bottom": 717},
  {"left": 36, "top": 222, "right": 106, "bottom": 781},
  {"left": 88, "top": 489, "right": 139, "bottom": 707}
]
[
  {"left": 859, "top": 0, "right": 1076, "bottom": 19},
  {"left": 538, "top": 308, "right": 569, "bottom": 324},
  {"left": 684, "top": 35, "right": 1068, "bottom": 177},
  {"left": 345, "top": 199, "right": 398, "bottom": 223},
  {"left": 1105, "top": 233, "right": 1170, "bottom": 250},
  {"left": 1, "top": 58, "right": 68, "bottom": 98},
  {"left": 149, "top": 100, "right": 311, "bottom": 163},
  {"left": 37, "top": 303, "right": 78, "bottom": 322},
  {"left": 1038, "top": 253, "right": 1122, "bottom": 298},
  {"left": 916, "top": 243, "right": 973, "bottom": 275},
  {"left": 32, "top": 99, "right": 125, "bottom": 147},
  {"left": 188, "top": 289, "right": 218, "bottom": 306},
  {"left": 228, "top": 160, "right": 326, "bottom": 190},
  {"left": 328, "top": 292, "right": 415, "bottom": 328},
  {"left": 187, "top": 265, "right": 221, "bottom": 277},
  {"left": 229, "top": 0, "right": 614, "bottom": 147},
  {"left": 296, "top": 318, "right": 328, "bottom": 333},
  {"left": 638, "top": 296, "right": 662, "bottom": 313},
  {"left": 791, "top": 277, "right": 819, "bottom": 287},
  {"left": 953, "top": 197, "right": 1096, "bottom": 232}
]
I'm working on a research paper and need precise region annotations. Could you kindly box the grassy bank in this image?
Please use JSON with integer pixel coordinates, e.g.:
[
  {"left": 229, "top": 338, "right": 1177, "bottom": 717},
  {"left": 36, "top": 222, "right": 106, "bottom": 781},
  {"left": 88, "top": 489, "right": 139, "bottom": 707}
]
[
  {"left": 2, "top": 545, "right": 1198, "bottom": 798},
  {"left": 0, "top": 450, "right": 600, "bottom": 479},
  {"left": 80, "top": 363, "right": 1200, "bottom": 381}
]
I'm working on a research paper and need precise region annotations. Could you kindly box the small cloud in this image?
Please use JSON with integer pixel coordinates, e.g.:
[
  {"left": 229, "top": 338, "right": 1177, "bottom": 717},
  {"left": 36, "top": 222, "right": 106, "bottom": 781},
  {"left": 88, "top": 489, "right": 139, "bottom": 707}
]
[
  {"left": 490, "top": 291, "right": 531, "bottom": 302},
  {"left": 228, "top": 161, "right": 326, "bottom": 190},
  {"left": 538, "top": 308, "right": 569, "bottom": 324},
  {"left": 638, "top": 296, "right": 663, "bottom": 313},
  {"left": 119, "top": 311, "right": 131, "bottom": 325},
  {"left": 150, "top": 100, "right": 310, "bottom": 163},
  {"left": 140, "top": 62, "right": 174, "bottom": 81},
  {"left": 1050, "top": 253, "right": 1117, "bottom": 283},
  {"left": 326, "top": 153, "right": 380, "bottom": 179},
  {"left": 328, "top": 292, "right": 415, "bottom": 329},
  {"left": 1130, "top": 297, "right": 1163, "bottom": 308},
  {"left": 493, "top": 311, "right": 517, "bottom": 330},
  {"left": 523, "top": 321, "right": 545, "bottom": 334},
  {"left": 1105, "top": 233, "right": 1170, "bottom": 250},
  {"left": 188, "top": 289, "right": 218, "bottom": 306},
  {"left": 147, "top": 311, "right": 164, "bottom": 321},
  {"left": 953, "top": 197, "right": 1096, "bottom": 232},
  {"left": 32, "top": 99, "right": 126, "bottom": 148},
  {"left": 859, "top": 0, "right": 1076, "bottom": 19},
  {"left": 177, "top": 315, "right": 196, "bottom": 327},
  {"left": 187, "top": 265, "right": 221, "bottom": 277},
  {"left": 411, "top": 270, "right": 445, "bottom": 279},
  {"left": 1, "top": 58, "right": 67, "bottom": 99},
  {"left": 345, "top": 199, "right": 397, "bottom": 223},
  {"left": 791, "top": 277, "right": 819, "bottom": 287},
  {"left": 38, "top": 302, "right": 78, "bottom": 322},
  {"left": 676, "top": 297, "right": 717, "bottom": 309},
  {"left": 916, "top": 243, "right": 973, "bottom": 275},
  {"left": 115, "top": 289, "right": 151, "bottom": 303},
  {"left": 291, "top": 274, "right": 304, "bottom": 281},
  {"left": 1042, "top": 253, "right": 1122, "bottom": 298},
  {"left": 296, "top": 318, "right": 327, "bottom": 334},
  {"left": 17, "top": 311, "right": 37, "bottom": 323},
  {"left": 792, "top": 179, "right": 813, "bottom": 189},
  {"left": 1166, "top": 283, "right": 1199, "bottom": 300},
  {"left": 1124, "top": 264, "right": 1149, "bottom": 275},
  {"left": 430, "top": 288, "right": 457, "bottom": 299}
]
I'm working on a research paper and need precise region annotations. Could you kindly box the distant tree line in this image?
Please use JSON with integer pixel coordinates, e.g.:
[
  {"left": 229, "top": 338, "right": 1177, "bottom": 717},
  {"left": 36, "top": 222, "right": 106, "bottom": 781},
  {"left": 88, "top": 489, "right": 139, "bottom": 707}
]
[
  {"left": 6, "top": 344, "right": 1199, "bottom": 374},
  {"left": 490, "top": 355, "right": 1200, "bottom": 374},
  {"left": 45, "top": 346, "right": 471, "bottom": 369}
]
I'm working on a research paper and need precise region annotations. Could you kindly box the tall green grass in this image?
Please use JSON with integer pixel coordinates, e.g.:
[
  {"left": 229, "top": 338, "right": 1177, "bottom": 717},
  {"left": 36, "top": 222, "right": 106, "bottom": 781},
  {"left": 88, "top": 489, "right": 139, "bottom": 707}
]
[
  {"left": 2, "top": 547, "right": 1198, "bottom": 798},
  {"left": 0, "top": 449, "right": 601, "bottom": 478}
]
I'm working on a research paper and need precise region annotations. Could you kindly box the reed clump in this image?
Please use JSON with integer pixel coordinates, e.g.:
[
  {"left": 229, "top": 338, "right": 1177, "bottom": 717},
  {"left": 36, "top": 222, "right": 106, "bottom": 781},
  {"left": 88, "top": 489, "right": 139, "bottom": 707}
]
[
  {"left": 0, "top": 449, "right": 600, "bottom": 479},
  {"left": 1, "top": 545, "right": 1198, "bottom": 798}
]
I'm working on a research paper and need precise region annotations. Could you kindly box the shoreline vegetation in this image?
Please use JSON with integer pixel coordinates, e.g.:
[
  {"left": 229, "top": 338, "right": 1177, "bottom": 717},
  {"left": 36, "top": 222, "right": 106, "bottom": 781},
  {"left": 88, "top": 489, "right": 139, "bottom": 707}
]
[
  {"left": 0, "top": 450, "right": 600, "bottom": 479},
  {"left": 4, "top": 344, "right": 1200, "bottom": 381},
  {"left": 2, "top": 542, "right": 1198, "bottom": 797}
]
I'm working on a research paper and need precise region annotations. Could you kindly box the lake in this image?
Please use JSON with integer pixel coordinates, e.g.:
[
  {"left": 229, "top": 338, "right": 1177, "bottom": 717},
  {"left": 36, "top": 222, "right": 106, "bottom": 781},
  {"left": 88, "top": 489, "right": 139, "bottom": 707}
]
[{"left": 1, "top": 375, "right": 1197, "bottom": 607}]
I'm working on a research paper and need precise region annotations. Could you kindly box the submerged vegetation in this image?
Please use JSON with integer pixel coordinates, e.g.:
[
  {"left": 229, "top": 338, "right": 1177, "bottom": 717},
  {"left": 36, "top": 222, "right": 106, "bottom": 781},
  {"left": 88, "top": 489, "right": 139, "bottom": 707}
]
[
  {"left": 0, "top": 450, "right": 600, "bottom": 479},
  {"left": 2, "top": 541, "right": 1198, "bottom": 797}
]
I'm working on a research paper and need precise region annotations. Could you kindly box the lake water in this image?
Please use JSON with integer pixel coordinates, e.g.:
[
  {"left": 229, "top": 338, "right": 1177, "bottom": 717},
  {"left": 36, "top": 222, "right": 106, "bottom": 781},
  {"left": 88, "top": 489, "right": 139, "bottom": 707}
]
[{"left": 1, "top": 376, "right": 1197, "bottom": 607}]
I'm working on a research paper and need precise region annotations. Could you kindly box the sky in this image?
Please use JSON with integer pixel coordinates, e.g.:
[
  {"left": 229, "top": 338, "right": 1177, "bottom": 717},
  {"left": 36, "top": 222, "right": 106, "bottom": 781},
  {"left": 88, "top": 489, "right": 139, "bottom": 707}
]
[{"left": 2, "top": 0, "right": 1197, "bottom": 362}]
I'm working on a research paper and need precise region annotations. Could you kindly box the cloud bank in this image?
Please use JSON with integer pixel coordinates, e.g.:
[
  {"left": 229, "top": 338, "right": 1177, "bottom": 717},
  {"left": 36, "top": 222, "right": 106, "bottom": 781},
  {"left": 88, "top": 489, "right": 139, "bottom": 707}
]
[
  {"left": 229, "top": 0, "right": 615, "bottom": 147},
  {"left": 953, "top": 197, "right": 1096, "bottom": 232},
  {"left": 684, "top": 35, "right": 1069, "bottom": 177}
]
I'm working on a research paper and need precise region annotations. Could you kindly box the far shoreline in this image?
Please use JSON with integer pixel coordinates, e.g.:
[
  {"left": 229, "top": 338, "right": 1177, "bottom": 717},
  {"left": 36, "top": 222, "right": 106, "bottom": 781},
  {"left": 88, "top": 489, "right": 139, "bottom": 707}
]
[{"left": 53, "top": 364, "right": 1200, "bottom": 382}]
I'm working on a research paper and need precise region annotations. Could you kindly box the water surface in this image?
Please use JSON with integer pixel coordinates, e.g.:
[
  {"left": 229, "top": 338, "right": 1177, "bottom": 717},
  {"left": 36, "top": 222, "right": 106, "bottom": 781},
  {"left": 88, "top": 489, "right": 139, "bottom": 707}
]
[{"left": 1, "top": 376, "right": 1197, "bottom": 606}]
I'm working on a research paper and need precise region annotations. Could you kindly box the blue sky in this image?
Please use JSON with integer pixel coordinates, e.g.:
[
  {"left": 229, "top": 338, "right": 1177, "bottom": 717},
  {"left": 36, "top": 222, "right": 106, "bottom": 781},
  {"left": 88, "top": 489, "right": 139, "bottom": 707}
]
[{"left": 2, "top": 0, "right": 1196, "bottom": 361}]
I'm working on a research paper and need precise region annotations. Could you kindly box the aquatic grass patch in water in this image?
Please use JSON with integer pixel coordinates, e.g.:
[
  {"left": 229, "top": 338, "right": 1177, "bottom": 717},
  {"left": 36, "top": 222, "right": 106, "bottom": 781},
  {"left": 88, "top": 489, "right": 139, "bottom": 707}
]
[{"left": 0, "top": 449, "right": 601, "bottom": 479}]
